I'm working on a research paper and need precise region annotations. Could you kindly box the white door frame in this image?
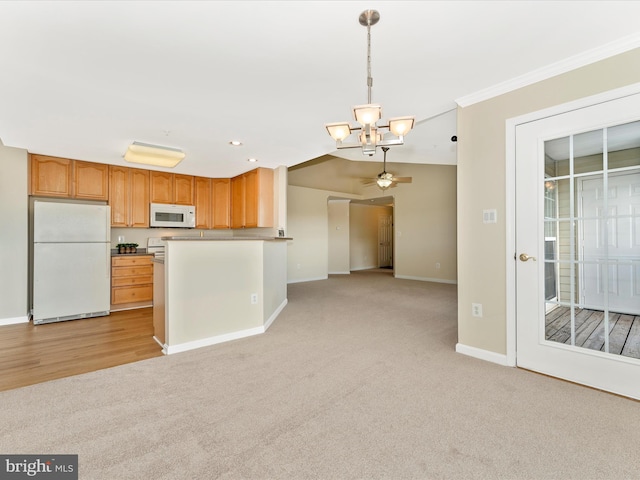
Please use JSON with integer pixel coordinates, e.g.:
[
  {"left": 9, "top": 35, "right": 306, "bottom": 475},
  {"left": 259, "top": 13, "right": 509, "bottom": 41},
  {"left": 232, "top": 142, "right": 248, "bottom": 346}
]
[{"left": 505, "top": 81, "right": 640, "bottom": 368}]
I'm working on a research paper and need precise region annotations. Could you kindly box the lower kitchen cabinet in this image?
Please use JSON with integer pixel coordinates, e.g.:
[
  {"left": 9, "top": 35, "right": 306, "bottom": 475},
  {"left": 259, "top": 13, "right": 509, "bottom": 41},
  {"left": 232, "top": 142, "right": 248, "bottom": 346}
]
[{"left": 111, "top": 255, "right": 153, "bottom": 311}]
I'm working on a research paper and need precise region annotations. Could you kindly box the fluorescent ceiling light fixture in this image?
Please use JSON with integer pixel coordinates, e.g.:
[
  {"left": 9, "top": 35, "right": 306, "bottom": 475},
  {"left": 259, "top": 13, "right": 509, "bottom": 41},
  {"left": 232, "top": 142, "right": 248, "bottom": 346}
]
[
  {"left": 324, "top": 10, "right": 414, "bottom": 157},
  {"left": 229, "top": 140, "right": 243, "bottom": 146},
  {"left": 124, "top": 142, "right": 185, "bottom": 168},
  {"left": 247, "top": 158, "right": 258, "bottom": 162}
]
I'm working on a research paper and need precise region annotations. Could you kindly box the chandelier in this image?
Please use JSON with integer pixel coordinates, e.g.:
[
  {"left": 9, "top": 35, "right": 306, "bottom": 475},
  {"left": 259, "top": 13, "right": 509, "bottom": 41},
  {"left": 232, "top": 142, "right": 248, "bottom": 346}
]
[{"left": 325, "top": 9, "right": 415, "bottom": 156}]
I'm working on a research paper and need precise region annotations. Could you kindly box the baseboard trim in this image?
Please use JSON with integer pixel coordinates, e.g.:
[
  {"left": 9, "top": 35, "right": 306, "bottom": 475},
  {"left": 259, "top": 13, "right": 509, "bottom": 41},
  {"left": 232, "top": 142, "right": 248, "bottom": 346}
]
[
  {"left": 264, "top": 299, "right": 288, "bottom": 331},
  {"left": 395, "top": 275, "right": 457, "bottom": 285},
  {"left": 328, "top": 271, "right": 350, "bottom": 275},
  {"left": 349, "top": 266, "right": 377, "bottom": 271},
  {"left": 456, "top": 343, "right": 510, "bottom": 366},
  {"left": 287, "top": 276, "right": 328, "bottom": 284},
  {"left": 0, "top": 315, "right": 29, "bottom": 326},
  {"left": 165, "top": 326, "right": 265, "bottom": 355}
]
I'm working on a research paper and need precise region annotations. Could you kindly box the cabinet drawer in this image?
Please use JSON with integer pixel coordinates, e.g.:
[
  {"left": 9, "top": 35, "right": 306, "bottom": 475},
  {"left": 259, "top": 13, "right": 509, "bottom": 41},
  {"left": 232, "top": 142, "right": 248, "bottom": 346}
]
[
  {"left": 112, "top": 265, "right": 153, "bottom": 277},
  {"left": 111, "top": 285, "right": 153, "bottom": 304},
  {"left": 112, "top": 256, "right": 152, "bottom": 267},
  {"left": 112, "top": 275, "right": 153, "bottom": 287}
]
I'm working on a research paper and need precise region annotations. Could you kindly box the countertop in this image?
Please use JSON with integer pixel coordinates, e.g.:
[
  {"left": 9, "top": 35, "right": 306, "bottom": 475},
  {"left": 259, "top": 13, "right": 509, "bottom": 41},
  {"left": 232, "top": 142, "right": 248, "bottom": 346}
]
[{"left": 161, "top": 236, "right": 292, "bottom": 241}]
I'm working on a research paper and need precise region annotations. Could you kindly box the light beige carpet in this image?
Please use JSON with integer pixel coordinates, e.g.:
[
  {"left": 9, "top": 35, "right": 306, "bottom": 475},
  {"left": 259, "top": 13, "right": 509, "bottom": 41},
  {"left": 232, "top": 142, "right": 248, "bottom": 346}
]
[{"left": 2, "top": 271, "right": 639, "bottom": 479}]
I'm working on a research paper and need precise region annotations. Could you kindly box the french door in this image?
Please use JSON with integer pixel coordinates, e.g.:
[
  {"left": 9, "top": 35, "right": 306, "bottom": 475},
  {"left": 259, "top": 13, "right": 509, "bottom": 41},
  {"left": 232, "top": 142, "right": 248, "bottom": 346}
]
[{"left": 516, "top": 92, "right": 640, "bottom": 399}]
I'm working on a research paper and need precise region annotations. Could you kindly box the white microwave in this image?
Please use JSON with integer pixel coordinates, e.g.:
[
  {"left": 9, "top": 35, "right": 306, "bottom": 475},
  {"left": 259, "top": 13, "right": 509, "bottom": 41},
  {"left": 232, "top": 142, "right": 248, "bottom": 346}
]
[{"left": 150, "top": 203, "right": 196, "bottom": 228}]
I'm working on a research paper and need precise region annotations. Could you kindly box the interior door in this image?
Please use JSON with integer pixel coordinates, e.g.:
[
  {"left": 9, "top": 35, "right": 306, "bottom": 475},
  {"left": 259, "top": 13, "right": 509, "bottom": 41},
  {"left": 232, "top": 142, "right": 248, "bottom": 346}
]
[
  {"left": 516, "top": 92, "right": 640, "bottom": 400},
  {"left": 378, "top": 214, "right": 393, "bottom": 268}
]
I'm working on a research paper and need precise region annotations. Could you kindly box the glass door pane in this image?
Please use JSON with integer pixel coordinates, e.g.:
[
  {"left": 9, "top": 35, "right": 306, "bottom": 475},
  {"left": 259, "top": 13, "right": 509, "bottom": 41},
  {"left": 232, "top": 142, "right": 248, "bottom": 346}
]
[{"left": 544, "top": 121, "right": 640, "bottom": 359}]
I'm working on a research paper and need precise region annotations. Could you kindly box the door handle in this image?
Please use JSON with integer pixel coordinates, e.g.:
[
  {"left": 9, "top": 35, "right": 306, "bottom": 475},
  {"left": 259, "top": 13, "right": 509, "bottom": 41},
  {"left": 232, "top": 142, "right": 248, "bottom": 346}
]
[{"left": 519, "top": 253, "right": 537, "bottom": 262}]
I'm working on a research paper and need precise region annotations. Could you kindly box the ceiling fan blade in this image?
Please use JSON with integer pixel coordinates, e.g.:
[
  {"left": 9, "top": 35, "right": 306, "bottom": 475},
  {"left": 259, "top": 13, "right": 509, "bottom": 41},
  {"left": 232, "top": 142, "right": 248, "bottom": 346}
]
[
  {"left": 361, "top": 178, "right": 377, "bottom": 185},
  {"left": 392, "top": 177, "right": 412, "bottom": 183}
]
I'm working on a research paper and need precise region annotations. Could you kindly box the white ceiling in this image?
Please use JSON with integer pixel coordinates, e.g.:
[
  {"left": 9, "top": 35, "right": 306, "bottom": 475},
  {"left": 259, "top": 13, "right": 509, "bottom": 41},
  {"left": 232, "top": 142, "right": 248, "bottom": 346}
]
[{"left": 1, "top": 1, "right": 640, "bottom": 178}]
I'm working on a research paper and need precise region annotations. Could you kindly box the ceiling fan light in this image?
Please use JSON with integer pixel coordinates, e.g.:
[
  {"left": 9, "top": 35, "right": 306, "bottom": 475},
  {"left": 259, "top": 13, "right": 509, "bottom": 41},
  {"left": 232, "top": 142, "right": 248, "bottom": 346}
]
[
  {"left": 353, "top": 104, "right": 382, "bottom": 126},
  {"left": 376, "top": 175, "right": 393, "bottom": 189},
  {"left": 124, "top": 142, "right": 185, "bottom": 168},
  {"left": 389, "top": 116, "right": 415, "bottom": 137},
  {"left": 325, "top": 122, "right": 352, "bottom": 141}
]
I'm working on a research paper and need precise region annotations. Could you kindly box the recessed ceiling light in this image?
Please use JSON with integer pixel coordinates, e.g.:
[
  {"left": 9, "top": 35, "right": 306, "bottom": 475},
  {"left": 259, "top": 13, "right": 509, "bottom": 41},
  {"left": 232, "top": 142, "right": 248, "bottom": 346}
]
[
  {"left": 229, "top": 140, "right": 243, "bottom": 146},
  {"left": 247, "top": 158, "right": 258, "bottom": 163}
]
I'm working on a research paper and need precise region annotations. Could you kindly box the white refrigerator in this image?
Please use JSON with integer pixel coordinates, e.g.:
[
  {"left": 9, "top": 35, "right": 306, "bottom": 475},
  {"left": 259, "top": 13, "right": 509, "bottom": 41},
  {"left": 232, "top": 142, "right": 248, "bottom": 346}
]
[{"left": 33, "top": 201, "right": 111, "bottom": 325}]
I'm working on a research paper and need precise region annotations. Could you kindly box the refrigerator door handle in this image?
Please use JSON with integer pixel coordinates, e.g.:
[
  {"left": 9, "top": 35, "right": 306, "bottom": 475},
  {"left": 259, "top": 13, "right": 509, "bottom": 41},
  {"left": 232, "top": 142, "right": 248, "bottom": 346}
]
[{"left": 106, "top": 244, "right": 111, "bottom": 279}]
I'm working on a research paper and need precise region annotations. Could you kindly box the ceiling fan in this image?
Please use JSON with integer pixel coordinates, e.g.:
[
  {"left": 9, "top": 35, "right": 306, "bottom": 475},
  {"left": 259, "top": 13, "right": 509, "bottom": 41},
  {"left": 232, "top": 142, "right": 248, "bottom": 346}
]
[{"left": 362, "top": 147, "right": 412, "bottom": 189}]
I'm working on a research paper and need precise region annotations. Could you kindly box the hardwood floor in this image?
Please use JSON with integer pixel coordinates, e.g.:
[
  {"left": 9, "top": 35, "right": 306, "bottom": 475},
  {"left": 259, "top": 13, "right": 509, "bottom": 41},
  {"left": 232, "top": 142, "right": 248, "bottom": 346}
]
[
  {"left": 0, "top": 308, "right": 162, "bottom": 392},
  {"left": 546, "top": 306, "right": 640, "bottom": 359}
]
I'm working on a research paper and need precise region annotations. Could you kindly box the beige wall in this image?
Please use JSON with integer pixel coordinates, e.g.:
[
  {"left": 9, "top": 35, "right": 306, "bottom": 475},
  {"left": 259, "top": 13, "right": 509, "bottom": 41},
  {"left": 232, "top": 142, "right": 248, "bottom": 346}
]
[
  {"left": 457, "top": 48, "right": 640, "bottom": 356},
  {"left": 328, "top": 200, "right": 350, "bottom": 274},
  {"left": 0, "top": 142, "right": 29, "bottom": 324}
]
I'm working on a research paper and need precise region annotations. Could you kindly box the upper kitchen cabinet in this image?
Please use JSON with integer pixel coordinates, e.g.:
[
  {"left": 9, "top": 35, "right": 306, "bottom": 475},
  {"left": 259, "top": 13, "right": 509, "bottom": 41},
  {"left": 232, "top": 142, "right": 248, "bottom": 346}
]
[
  {"left": 149, "top": 171, "right": 173, "bottom": 204},
  {"left": 231, "top": 168, "right": 274, "bottom": 229},
  {"left": 30, "top": 155, "right": 72, "bottom": 197},
  {"left": 30, "top": 155, "right": 108, "bottom": 200},
  {"left": 74, "top": 161, "right": 109, "bottom": 200},
  {"left": 174, "top": 174, "right": 194, "bottom": 205},
  {"left": 212, "top": 178, "right": 231, "bottom": 229},
  {"left": 150, "top": 172, "right": 194, "bottom": 205},
  {"left": 109, "top": 166, "right": 150, "bottom": 228},
  {"left": 193, "top": 176, "right": 212, "bottom": 229},
  {"left": 193, "top": 177, "right": 231, "bottom": 230}
]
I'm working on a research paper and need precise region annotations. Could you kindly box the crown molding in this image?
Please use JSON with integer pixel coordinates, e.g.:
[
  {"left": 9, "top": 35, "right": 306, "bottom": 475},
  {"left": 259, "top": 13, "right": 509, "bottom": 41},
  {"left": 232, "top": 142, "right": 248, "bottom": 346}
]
[{"left": 455, "top": 32, "right": 640, "bottom": 108}]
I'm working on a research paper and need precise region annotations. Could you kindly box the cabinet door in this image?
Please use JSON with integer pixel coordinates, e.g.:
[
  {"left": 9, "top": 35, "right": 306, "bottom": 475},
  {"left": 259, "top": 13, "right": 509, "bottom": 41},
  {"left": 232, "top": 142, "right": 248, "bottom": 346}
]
[
  {"left": 244, "top": 168, "right": 274, "bottom": 228},
  {"left": 130, "top": 168, "right": 150, "bottom": 228},
  {"left": 194, "top": 176, "right": 211, "bottom": 229},
  {"left": 212, "top": 178, "right": 230, "bottom": 229},
  {"left": 109, "top": 166, "right": 129, "bottom": 227},
  {"left": 150, "top": 171, "right": 173, "bottom": 204},
  {"left": 174, "top": 174, "right": 194, "bottom": 205},
  {"left": 30, "top": 155, "right": 72, "bottom": 197},
  {"left": 74, "top": 161, "right": 109, "bottom": 200},
  {"left": 244, "top": 169, "right": 258, "bottom": 228},
  {"left": 109, "top": 166, "right": 149, "bottom": 228},
  {"left": 256, "top": 167, "right": 274, "bottom": 228},
  {"left": 230, "top": 175, "right": 245, "bottom": 229}
]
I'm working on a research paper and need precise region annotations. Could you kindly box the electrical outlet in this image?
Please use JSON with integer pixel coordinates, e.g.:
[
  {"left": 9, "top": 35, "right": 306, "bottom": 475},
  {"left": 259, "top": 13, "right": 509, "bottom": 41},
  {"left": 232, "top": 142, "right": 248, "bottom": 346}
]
[
  {"left": 251, "top": 293, "right": 258, "bottom": 304},
  {"left": 296, "top": 263, "right": 301, "bottom": 270},
  {"left": 472, "top": 303, "right": 483, "bottom": 317},
  {"left": 435, "top": 262, "right": 441, "bottom": 269}
]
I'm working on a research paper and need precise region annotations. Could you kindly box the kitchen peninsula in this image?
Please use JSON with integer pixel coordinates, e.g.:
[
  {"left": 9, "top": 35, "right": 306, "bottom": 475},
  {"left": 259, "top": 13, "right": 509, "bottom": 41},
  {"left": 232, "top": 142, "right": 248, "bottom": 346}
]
[{"left": 153, "top": 236, "right": 289, "bottom": 355}]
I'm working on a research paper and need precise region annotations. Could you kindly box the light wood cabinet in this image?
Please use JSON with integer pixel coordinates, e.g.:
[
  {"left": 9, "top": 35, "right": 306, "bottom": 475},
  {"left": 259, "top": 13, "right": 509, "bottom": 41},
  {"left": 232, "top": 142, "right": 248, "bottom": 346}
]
[
  {"left": 74, "top": 161, "right": 109, "bottom": 200},
  {"left": 174, "top": 174, "right": 194, "bottom": 205},
  {"left": 150, "top": 171, "right": 174, "bottom": 204},
  {"left": 212, "top": 178, "right": 231, "bottom": 229},
  {"left": 30, "top": 155, "right": 72, "bottom": 197},
  {"left": 30, "top": 155, "right": 109, "bottom": 200},
  {"left": 231, "top": 168, "right": 274, "bottom": 228},
  {"left": 111, "top": 255, "right": 153, "bottom": 309},
  {"left": 230, "top": 175, "right": 245, "bottom": 229},
  {"left": 109, "top": 166, "right": 150, "bottom": 228},
  {"left": 194, "top": 176, "right": 212, "bottom": 229},
  {"left": 29, "top": 155, "right": 270, "bottom": 231},
  {"left": 150, "top": 172, "right": 194, "bottom": 205}
]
